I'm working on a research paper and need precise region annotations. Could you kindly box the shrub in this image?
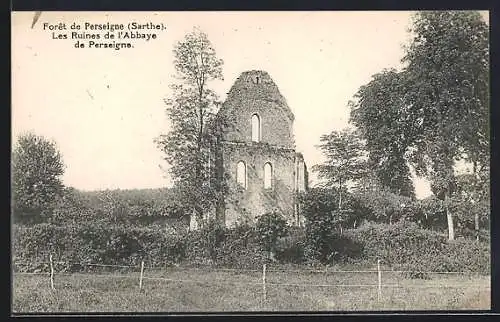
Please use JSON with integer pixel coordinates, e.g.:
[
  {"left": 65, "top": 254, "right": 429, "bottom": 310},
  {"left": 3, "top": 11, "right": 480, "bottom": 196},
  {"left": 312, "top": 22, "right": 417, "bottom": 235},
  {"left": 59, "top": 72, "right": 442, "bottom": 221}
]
[
  {"left": 13, "top": 220, "right": 489, "bottom": 275},
  {"left": 12, "top": 220, "right": 306, "bottom": 271},
  {"left": 303, "top": 209, "right": 363, "bottom": 265},
  {"left": 213, "top": 222, "right": 264, "bottom": 268},
  {"left": 12, "top": 223, "right": 188, "bottom": 272},
  {"left": 396, "top": 238, "right": 490, "bottom": 278},
  {"left": 345, "top": 221, "right": 446, "bottom": 266},
  {"left": 255, "top": 211, "right": 289, "bottom": 258},
  {"left": 298, "top": 187, "right": 369, "bottom": 264},
  {"left": 352, "top": 185, "right": 417, "bottom": 225},
  {"left": 344, "top": 221, "right": 490, "bottom": 275},
  {"left": 416, "top": 196, "right": 449, "bottom": 231},
  {"left": 184, "top": 218, "right": 226, "bottom": 265},
  {"left": 299, "top": 188, "right": 341, "bottom": 264},
  {"left": 435, "top": 239, "right": 490, "bottom": 274},
  {"left": 275, "top": 227, "right": 305, "bottom": 264}
]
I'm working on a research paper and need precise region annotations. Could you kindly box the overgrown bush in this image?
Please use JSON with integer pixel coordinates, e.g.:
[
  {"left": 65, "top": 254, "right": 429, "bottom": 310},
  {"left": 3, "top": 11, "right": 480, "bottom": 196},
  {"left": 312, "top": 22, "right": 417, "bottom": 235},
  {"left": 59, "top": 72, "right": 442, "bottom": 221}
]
[
  {"left": 215, "top": 224, "right": 264, "bottom": 268},
  {"left": 352, "top": 184, "right": 418, "bottom": 225},
  {"left": 345, "top": 221, "right": 446, "bottom": 266},
  {"left": 299, "top": 188, "right": 365, "bottom": 229},
  {"left": 184, "top": 219, "right": 226, "bottom": 264},
  {"left": 299, "top": 188, "right": 348, "bottom": 264},
  {"left": 49, "top": 187, "right": 95, "bottom": 225},
  {"left": 255, "top": 211, "right": 289, "bottom": 260},
  {"left": 12, "top": 223, "right": 189, "bottom": 272},
  {"left": 344, "top": 221, "right": 490, "bottom": 275},
  {"left": 275, "top": 227, "right": 305, "bottom": 264},
  {"left": 12, "top": 219, "right": 490, "bottom": 275},
  {"left": 432, "top": 239, "right": 490, "bottom": 274},
  {"left": 415, "top": 196, "right": 449, "bottom": 231}
]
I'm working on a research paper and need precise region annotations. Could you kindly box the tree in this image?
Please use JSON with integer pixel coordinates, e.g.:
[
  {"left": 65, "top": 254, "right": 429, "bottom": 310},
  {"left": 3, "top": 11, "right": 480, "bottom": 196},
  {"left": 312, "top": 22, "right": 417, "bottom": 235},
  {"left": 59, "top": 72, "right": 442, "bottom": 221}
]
[
  {"left": 12, "top": 132, "right": 65, "bottom": 223},
  {"left": 350, "top": 11, "right": 489, "bottom": 240},
  {"left": 155, "top": 28, "right": 224, "bottom": 228},
  {"left": 352, "top": 174, "right": 415, "bottom": 225},
  {"left": 312, "top": 128, "right": 367, "bottom": 210},
  {"left": 349, "top": 69, "right": 417, "bottom": 198},
  {"left": 298, "top": 187, "right": 363, "bottom": 263},
  {"left": 402, "top": 11, "right": 489, "bottom": 240},
  {"left": 50, "top": 187, "right": 93, "bottom": 225},
  {"left": 451, "top": 172, "right": 490, "bottom": 240},
  {"left": 255, "top": 211, "right": 289, "bottom": 261}
]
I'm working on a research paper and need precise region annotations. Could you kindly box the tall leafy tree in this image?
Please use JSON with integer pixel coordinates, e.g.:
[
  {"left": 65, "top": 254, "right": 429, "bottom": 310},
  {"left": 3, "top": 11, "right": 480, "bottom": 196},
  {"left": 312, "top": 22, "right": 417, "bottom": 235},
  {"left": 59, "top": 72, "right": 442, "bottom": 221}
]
[
  {"left": 312, "top": 128, "right": 367, "bottom": 210},
  {"left": 155, "top": 28, "right": 224, "bottom": 228},
  {"left": 350, "top": 11, "right": 488, "bottom": 240},
  {"left": 349, "top": 69, "right": 417, "bottom": 198},
  {"left": 12, "top": 132, "right": 65, "bottom": 223},
  {"left": 403, "top": 11, "right": 489, "bottom": 240}
]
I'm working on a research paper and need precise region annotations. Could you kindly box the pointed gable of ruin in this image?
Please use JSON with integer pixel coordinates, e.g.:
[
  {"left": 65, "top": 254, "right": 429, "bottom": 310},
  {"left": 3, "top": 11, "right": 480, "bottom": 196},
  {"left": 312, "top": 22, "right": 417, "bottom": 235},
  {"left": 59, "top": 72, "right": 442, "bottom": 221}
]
[{"left": 219, "top": 70, "right": 295, "bottom": 122}]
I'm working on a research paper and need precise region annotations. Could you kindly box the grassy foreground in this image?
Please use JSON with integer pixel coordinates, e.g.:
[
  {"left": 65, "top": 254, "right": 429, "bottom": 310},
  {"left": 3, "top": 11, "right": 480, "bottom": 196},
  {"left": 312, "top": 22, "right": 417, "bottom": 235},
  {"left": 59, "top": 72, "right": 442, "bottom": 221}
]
[{"left": 12, "top": 267, "right": 490, "bottom": 312}]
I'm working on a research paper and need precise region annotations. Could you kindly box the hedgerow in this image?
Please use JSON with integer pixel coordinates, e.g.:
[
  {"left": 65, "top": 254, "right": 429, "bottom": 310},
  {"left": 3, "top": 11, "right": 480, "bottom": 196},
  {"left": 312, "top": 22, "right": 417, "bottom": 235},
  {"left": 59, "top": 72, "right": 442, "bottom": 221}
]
[
  {"left": 343, "top": 221, "right": 490, "bottom": 274},
  {"left": 12, "top": 220, "right": 490, "bottom": 275},
  {"left": 12, "top": 223, "right": 188, "bottom": 272}
]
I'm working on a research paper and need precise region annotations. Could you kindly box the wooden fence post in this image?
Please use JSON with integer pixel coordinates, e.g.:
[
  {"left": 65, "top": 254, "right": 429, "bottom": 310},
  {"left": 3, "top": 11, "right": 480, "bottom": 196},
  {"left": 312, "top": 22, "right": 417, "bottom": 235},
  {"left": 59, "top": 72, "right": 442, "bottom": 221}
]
[
  {"left": 49, "top": 254, "right": 55, "bottom": 290},
  {"left": 262, "top": 263, "right": 267, "bottom": 302},
  {"left": 377, "top": 259, "right": 382, "bottom": 302},
  {"left": 139, "top": 261, "right": 145, "bottom": 291}
]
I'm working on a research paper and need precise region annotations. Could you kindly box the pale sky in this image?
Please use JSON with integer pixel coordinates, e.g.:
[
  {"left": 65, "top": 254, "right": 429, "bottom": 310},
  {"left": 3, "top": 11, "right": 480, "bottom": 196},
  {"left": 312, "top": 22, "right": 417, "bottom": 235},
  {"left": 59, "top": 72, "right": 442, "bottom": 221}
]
[{"left": 11, "top": 11, "right": 489, "bottom": 198}]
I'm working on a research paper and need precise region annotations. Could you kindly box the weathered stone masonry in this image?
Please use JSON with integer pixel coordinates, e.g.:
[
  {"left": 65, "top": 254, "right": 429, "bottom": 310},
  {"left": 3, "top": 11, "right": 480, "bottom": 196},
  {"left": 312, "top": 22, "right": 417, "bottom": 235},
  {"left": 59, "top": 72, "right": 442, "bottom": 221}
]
[{"left": 216, "top": 70, "right": 308, "bottom": 227}]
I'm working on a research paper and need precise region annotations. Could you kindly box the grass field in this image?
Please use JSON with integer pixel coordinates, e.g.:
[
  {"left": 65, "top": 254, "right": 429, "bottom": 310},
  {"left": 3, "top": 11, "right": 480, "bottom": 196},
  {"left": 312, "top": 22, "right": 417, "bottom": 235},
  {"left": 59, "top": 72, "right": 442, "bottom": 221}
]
[{"left": 12, "top": 267, "right": 490, "bottom": 312}]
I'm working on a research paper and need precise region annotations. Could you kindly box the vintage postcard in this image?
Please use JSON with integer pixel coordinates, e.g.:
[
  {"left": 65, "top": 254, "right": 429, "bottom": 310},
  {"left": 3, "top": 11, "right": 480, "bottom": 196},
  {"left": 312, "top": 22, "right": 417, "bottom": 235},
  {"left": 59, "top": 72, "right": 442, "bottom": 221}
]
[{"left": 11, "top": 11, "right": 490, "bottom": 313}]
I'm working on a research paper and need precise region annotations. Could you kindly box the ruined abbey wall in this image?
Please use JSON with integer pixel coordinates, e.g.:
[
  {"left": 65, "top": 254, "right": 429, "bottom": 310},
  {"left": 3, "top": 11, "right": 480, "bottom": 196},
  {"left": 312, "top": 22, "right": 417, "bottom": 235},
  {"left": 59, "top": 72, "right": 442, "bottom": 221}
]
[{"left": 216, "top": 70, "right": 308, "bottom": 227}]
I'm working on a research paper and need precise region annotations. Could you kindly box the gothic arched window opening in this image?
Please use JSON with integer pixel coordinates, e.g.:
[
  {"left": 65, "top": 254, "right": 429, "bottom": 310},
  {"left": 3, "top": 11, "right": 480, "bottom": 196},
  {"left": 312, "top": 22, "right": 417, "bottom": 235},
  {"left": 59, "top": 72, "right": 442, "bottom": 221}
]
[
  {"left": 264, "top": 162, "right": 273, "bottom": 189},
  {"left": 236, "top": 161, "right": 247, "bottom": 189},
  {"left": 251, "top": 113, "right": 261, "bottom": 142}
]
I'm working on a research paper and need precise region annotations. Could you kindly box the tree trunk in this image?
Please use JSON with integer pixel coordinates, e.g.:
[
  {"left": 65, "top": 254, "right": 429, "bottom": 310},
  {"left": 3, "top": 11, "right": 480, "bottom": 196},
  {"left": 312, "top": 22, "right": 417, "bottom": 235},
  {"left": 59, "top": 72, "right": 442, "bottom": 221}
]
[
  {"left": 446, "top": 208, "right": 455, "bottom": 240},
  {"left": 475, "top": 213, "right": 480, "bottom": 241},
  {"left": 338, "top": 178, "right": 342, "bottom": 210},
  {"left": 473, "top": 160, "right": 480, "bottom": 241},
  {"left": 445, "top": 194, "right": 455, "bottom": 241}
]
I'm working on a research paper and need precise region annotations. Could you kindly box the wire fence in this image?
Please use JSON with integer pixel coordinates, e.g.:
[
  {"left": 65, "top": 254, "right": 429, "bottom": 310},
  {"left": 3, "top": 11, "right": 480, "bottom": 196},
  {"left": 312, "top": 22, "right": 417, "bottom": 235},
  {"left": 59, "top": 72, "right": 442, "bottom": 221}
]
[{"left": 13, "top": 256, "right": 490, "bottom": 304}]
